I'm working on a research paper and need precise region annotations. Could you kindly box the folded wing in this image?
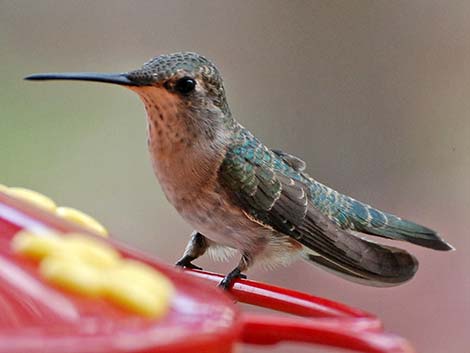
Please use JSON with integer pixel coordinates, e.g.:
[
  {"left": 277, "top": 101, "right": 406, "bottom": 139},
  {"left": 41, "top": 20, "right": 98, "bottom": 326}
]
[{"left": 219, "top": 145, "right": 418, "bottom": 286}]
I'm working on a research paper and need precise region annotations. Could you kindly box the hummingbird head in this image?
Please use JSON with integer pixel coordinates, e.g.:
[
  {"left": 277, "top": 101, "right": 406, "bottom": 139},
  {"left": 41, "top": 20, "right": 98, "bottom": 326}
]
[
  {"left": 26, "top": 52, "right": 233, "bottom": 154},
  {"left": 128, "top": 52, "right": 229, "bottom": 114},
  {"left": 127, "top": 52, "right": 232, "bottom": 150}
]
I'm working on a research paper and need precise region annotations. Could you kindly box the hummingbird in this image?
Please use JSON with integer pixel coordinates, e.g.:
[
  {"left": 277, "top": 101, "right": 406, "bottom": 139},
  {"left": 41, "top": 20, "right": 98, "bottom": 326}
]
[{"left": 26, "top": 52, "right": 453, "bottom": 289}]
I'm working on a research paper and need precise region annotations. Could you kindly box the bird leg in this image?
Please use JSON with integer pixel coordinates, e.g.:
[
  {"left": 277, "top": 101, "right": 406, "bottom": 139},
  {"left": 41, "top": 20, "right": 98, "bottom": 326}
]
[
  {"left": 175, "top": 231, "right": 208, "bottom": 270},
  {"left": 218, "top": 253, "right": 251, "bottom": 290}
]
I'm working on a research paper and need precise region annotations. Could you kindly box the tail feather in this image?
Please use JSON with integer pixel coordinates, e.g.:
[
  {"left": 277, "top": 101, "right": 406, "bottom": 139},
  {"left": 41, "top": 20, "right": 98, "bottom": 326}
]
[{"left": 302, "top": 236, "right": 419, "bottom": 287}]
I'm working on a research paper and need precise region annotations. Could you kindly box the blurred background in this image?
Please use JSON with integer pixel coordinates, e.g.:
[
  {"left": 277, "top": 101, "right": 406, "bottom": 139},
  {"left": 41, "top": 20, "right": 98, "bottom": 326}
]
[{"left": 1, "top": 1, "right": 469, "bottom": 352}]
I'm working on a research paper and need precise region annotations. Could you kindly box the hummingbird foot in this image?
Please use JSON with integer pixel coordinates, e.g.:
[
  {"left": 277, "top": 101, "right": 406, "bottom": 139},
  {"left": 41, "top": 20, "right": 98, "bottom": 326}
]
[
  {"left": 218, "top": 254, "right": 251, "bottom": 290},
  {"left": 175, "top": 255, "right": 203, "bottom": 271},
  {"left": 175, "top": 231, "right": 209, "bottom": 271},
  {"left": 218, "top": 268, "right": 247, "bottom": 290}
]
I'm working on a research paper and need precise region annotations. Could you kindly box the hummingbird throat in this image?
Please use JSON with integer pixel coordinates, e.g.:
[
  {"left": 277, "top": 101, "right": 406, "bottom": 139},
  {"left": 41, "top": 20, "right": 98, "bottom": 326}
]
[
  {"left": 135, "top": 86, "right": 225, "bottom": 153},
  {"left": 135, "top": 87, "right": 190, "bottom": 153},
  {"left": 135, "top": 86, "right": 229, "bottom": 196}
]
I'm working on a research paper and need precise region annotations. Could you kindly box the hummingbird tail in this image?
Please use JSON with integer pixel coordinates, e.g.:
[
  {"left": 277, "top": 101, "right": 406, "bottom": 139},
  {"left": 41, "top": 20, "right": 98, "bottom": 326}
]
[{"left": 301, "top": 238, "right": 419, "bottom": 287}]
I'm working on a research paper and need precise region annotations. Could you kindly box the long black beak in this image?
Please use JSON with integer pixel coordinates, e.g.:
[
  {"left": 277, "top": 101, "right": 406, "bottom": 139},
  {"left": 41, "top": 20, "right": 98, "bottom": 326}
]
[{"left": 24, "top": 72, "right": 144, "bottom": 86}]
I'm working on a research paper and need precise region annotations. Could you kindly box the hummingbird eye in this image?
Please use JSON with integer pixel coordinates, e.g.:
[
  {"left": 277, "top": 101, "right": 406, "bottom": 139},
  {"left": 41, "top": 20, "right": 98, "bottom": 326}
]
[{"left": 174, "top": 77, "right": 196, "bottom": 95}]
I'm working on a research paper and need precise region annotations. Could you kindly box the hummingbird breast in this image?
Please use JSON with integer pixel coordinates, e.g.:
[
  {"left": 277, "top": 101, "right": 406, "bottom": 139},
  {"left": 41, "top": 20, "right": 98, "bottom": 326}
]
[
  {"left": 151, "top": 147, "right": 260, "bottom": 251},
  {"left": 139, "top": 87, "right": 242, "bottom": 246},
  {"left": 139, "top": 87, "right": 303, "bottom": 264}
]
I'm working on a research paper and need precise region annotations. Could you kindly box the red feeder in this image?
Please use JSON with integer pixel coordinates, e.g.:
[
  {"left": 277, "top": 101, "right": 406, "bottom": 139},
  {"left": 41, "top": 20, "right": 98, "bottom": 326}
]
[{"left": 0, "top": 191, "right": 415, "bottom": 353}]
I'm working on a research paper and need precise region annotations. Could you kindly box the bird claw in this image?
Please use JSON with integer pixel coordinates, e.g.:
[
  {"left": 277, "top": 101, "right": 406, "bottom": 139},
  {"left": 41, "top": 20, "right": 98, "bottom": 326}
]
[
  {"left": 218, "top": 270, "right": 247, "bottom": 290},
  {"left": 175, "top": 258, "right": 203, "bottom": 271}
]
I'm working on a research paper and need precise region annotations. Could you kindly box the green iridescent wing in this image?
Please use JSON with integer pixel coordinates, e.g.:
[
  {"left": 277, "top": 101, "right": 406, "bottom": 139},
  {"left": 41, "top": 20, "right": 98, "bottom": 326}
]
[
  {"left": 218, "top": 136, "right": 418, "bottom": 285},
  {"left": 308, "top": 183, "right": 453, "bottom": 251},
  {"left": 271, "top": 149, "right": 306, "bottom": 171},
  {"left": 273, "top": 147, "right": 452, "bottom": 251}
]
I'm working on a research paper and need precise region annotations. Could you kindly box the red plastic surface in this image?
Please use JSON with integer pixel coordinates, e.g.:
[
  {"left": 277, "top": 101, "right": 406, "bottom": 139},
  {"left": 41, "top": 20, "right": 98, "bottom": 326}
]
[
  {"left": 189, "top": 271, "right": 414, "bottom": 353},
  {"left": 0, "top": 191, "right": 415, "bottom": 353},
  {"left": 0, "top": 192, "right": 240, "bottom": 353}
]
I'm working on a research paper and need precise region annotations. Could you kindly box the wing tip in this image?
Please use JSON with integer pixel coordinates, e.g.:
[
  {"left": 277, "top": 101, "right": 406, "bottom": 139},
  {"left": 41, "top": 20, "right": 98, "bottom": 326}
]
[
  {"left": 406, "top": 231, "right": 455, "bottom": 251},
  {"left": 359, "top": 216, "right": 455, "bottom": 251}
]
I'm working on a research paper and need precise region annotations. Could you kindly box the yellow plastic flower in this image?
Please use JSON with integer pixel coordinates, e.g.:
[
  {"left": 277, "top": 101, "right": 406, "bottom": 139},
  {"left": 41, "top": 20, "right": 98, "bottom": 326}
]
[
  {"left": 56, "top": 207, "right": 108, "bottom": 237},
  {"left": 0, "top": 184, "right": 108, "bottom": 237},
  {"left": 7, "top": 187, "right": 57, "bottom": 212},
  {"left": 12, "top": 231, "right": 174, "bottom": 319}
]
